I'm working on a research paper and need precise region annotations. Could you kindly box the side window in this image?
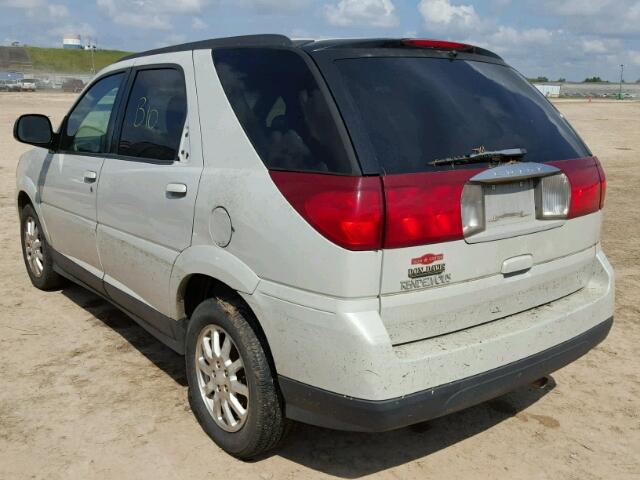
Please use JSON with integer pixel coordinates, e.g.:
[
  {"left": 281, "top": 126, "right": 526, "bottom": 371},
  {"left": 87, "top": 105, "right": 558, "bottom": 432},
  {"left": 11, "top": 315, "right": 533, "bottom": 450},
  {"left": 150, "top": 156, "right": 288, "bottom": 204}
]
[
  {"left": 213, "top": 48, "right": 358, "bottom": 175},
  {"left": 118, "top": 68, "right": 187, "bottom": 161},
  {"left": 60, "top": 73, "right": 124, "bottom": 154}
]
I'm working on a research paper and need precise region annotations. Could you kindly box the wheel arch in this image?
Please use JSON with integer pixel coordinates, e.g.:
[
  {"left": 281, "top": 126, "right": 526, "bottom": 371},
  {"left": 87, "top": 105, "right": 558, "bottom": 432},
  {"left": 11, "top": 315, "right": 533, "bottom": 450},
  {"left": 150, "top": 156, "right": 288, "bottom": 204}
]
[
  {"left": 169, "top": 245, "right": 260, "bottom": 319},
  {"left": 16, "top": 186, "right": 52, "bottom": 243},
  {"left": 17, "top": 190, "right": 33, "bottom": 211},
  {"left": 178, "top": 273, "right": 279, "bottom": 377}
]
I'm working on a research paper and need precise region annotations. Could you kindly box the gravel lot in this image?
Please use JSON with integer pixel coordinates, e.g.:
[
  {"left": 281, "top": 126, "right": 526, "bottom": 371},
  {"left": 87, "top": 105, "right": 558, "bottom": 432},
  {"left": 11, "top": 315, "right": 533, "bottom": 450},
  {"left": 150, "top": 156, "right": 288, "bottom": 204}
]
[{"left": 1, "top": 92, "right": 639, "bottom": 480}]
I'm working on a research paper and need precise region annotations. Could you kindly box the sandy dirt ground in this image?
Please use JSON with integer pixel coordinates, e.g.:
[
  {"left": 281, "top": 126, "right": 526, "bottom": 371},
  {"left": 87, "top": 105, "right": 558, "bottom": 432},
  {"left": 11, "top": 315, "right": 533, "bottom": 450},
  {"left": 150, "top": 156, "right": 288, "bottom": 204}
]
[{"left": 0, "top": 92, "right": 638, "bottom": 480}]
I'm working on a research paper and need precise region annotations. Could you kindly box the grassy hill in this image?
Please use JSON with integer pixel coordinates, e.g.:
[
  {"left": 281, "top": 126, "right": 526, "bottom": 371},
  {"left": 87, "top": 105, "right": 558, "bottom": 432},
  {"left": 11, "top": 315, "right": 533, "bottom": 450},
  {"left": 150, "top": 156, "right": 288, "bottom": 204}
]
[{"left": 25, "top": 46, "right": 131, "bottom": 73}]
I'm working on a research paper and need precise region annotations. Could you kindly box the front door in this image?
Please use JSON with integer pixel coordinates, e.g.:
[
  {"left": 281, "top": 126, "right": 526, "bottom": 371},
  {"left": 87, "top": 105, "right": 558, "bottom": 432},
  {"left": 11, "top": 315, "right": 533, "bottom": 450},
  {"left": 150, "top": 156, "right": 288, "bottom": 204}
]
[
  {"left": 41, "top": 72, "right": 126, "bottom": 292},
  {"left": 97, "top": 53, "right": 202, "bottom": 323}
]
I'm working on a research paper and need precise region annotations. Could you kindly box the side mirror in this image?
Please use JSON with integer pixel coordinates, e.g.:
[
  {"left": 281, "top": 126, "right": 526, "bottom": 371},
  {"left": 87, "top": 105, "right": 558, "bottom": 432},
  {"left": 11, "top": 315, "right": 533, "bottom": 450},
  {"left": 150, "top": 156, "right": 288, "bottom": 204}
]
[{"left": 13, "top": 114, "right": 54, "bottom": 148}]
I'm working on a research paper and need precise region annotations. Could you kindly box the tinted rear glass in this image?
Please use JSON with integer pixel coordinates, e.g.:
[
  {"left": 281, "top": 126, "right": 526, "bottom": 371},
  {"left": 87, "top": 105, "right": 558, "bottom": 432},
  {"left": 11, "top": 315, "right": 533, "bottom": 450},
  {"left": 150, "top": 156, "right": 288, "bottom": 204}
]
[
  {"left": 333, "top": 57, "right": 589, "bottom": 174},
  {"left": 213, "top": 48, "right": 358, "bottom": 174}
]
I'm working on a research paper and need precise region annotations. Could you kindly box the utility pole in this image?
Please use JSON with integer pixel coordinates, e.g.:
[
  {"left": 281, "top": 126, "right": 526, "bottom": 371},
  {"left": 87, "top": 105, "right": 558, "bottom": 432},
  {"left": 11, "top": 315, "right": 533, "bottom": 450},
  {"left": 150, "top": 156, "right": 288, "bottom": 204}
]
[
  {"left": 619, "top": 64, "right": 624, "bottom": 99},
  {"left": 89, "top": 36, "right": 95, "bottom": 75}
]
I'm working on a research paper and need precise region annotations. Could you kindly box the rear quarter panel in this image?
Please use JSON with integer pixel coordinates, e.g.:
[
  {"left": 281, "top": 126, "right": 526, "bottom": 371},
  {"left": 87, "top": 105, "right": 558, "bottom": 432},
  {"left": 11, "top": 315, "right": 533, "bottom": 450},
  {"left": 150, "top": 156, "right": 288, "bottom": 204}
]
[{"left": 189, "top": 49, "right": 382, "bottom": 299}]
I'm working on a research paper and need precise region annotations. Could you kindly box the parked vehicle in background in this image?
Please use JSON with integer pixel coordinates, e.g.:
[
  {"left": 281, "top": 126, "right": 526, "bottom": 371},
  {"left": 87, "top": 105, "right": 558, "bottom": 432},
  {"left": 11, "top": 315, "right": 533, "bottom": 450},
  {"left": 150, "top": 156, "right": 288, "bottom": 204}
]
[
  {"left": 4, "top": 79, "right": 22, "bottom": 92},
  {"left": 35, "top": 79, "right": 50, "bottom": 90},
  {"left": 0, "top": 80, "right": 8, "bottom": 91},
  {"left": 61, "top": 78, "right": 84, "bottom": 93},
  {"left": 13, "top": 34, "right": 614, "bottom": 460},
  {"left": 20, "top": 79, "right": 36, "bottom": 91}
]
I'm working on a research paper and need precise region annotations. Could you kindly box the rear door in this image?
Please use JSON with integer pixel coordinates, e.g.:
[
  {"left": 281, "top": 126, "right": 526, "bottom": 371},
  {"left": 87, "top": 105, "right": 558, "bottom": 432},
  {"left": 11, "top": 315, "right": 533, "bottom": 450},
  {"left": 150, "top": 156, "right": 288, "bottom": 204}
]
[
  {"left": 96, "top": 52, "right": 202, "bottom": 320},
  {"left": 40, "top": 72, "right": 126, "bottom": 292},
  {"left": 321, "top": 53, "right": 605, "bottom": 344}
]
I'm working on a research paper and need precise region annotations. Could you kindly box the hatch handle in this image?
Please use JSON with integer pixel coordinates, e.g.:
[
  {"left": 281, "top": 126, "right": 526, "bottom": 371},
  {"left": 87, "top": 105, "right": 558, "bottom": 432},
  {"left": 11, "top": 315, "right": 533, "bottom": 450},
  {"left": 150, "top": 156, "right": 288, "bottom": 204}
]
[{"left": 470, "top": 162, "right": 560, "bottom": 184}]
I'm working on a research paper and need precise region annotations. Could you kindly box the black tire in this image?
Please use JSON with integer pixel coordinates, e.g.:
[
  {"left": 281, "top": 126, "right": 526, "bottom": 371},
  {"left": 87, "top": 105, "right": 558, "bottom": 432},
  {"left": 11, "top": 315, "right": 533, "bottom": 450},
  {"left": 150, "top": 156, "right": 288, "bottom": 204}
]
[
  {"left": 19, "top": 203, "right": 64, "bottom": 290},
  {"left": 185, "top": 297, "right": 289, "bottom": 459}
]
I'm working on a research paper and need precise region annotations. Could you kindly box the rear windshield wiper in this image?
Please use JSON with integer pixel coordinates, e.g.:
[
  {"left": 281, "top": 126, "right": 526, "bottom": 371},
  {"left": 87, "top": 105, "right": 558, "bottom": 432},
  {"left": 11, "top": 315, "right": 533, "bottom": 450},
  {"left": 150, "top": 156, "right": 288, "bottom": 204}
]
[{"left": 430, "top": 148, "right": 527, "bottom": 166}]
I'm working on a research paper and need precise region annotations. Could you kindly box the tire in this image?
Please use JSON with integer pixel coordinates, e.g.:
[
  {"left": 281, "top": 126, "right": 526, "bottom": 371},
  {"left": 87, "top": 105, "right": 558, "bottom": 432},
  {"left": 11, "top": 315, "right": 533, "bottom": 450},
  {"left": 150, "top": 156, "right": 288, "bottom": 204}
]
[
  {"left": 19, "top": 203, "right": 64, "bottom": 290},
  {"left": 185, "top": 297, "right": 289, "bottom": 459}
]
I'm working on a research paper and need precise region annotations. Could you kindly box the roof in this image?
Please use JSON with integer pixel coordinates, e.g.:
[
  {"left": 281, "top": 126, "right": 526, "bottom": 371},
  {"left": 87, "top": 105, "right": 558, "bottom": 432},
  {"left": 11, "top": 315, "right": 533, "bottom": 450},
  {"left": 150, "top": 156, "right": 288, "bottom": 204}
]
[{"left": 120, "top": 34, "right": 293, "bottom": 61}]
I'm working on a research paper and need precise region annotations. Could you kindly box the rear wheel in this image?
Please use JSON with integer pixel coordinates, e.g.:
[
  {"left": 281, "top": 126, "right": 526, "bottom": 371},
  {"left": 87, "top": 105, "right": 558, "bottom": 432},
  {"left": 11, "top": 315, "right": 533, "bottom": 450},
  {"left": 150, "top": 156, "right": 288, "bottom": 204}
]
[
  {"left": 185, "top": 297, "right": 288, "bottom": 459},
  {"left": 19, "top": 203, "right": 63, "bottom": 290}
]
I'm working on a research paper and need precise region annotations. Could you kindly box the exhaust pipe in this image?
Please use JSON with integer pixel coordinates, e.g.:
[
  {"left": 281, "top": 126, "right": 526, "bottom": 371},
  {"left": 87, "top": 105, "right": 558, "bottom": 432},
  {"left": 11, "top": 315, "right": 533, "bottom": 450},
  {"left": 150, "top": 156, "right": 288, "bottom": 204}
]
[{"left": 531, "top": 376, "right": 550, "bottom": 389}]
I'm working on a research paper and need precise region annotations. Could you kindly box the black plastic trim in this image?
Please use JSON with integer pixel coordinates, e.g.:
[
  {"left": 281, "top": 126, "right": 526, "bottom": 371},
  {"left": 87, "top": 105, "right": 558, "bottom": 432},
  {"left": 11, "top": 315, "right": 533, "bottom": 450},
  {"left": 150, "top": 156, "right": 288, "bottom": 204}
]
[
  {"left": 51, "top": 248, "right": 186, "bottom": 354},
  {"left": 51, "top": 248, "right": 107, "bottom": 296},
  {"left": 120, "top": 34, "right": 293, "bottom": 61},
  {"left": 279, "top": 317, "right": 613, "bottom": 432}
]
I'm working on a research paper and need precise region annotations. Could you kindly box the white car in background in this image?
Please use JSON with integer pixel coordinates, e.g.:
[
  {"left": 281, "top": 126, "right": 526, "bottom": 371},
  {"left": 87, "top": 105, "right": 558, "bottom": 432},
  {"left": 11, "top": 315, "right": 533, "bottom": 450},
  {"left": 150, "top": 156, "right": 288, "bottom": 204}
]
[
  {"left": 20, "top": 79, "right": 36, "bottom": 91},
  {"left": 4, "top": 79, "right": 22, "bottom": 92},
  {"left": 13, "top": 34, "right": 614, "bottom": 460}
]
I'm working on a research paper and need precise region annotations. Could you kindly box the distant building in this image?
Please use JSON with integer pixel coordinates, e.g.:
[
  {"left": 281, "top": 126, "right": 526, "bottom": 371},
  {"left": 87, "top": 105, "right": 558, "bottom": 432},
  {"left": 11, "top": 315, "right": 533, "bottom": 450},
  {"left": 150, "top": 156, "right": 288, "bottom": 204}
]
[
  {"left": 534, "top": 84, "right": 561, "bottom": 98},
  {"left": 63, "top": 34, "right": 83, "bottom": 49}
]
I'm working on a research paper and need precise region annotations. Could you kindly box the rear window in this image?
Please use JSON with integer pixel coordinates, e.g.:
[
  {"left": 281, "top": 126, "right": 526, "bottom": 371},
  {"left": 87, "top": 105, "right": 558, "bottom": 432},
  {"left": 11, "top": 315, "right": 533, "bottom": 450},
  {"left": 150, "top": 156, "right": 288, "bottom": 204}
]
[
  {"left": 333, "top": 57, "right": 590, "bottom": 174},
  {"left": 213, "top": 48, "right": 358, "bottom": 174}
]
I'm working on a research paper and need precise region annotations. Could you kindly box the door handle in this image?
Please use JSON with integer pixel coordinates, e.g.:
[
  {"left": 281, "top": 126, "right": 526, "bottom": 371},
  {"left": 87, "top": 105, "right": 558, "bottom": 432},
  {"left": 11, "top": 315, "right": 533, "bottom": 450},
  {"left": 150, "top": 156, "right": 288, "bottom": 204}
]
[
  {"left": 83, "top": 171, "right": 97, "bottom": 183},
  {"left": 166, "top": 183, "right": 187, "bottom": 197}
]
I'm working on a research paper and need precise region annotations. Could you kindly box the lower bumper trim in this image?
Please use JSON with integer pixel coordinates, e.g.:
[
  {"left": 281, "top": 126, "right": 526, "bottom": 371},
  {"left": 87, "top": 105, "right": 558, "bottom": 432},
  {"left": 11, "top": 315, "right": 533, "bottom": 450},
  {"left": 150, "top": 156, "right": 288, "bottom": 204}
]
[{"left": 279, "top": 317, "right": 613, "bottom": 432}]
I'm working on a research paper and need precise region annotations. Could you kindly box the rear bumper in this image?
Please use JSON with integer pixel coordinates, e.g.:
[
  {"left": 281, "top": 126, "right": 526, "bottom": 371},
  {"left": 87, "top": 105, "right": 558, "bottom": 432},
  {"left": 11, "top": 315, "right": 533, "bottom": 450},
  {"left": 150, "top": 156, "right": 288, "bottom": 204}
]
[
  {"left": 279, "top": 317, "right": 612, "bottom": 432},
  {"left": 243, "top": 249, "right": 614, "bottom": 427}
]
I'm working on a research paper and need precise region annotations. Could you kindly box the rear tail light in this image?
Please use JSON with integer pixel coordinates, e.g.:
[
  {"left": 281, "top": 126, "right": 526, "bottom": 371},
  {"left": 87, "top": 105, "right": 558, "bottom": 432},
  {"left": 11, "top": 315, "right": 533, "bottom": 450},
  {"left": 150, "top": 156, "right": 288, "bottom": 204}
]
[
  {"left": 535, "top": 173, "right": 570, "bottom": 219},
  {"left": 270, "top": 157, "right": 605, "bottom": 252},
  {"left": 383, "top": 170, "right": 481, "bottom": 248},
  {"left": 549, "top": 158, "right": 602, "bottom": 218},
  {"left": 269, "top": 171, "right": 383, "bottom": 251},
  {"left": 595, "top": 157, "right": 606, "bottom": 208}
]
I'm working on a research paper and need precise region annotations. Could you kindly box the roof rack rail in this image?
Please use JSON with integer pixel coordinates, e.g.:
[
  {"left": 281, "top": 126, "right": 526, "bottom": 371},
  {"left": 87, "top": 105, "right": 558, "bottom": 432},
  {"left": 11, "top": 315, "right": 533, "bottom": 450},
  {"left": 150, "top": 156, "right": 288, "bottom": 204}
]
[{"left": 120, "top": 34, "right": 292, "bottom": 61}]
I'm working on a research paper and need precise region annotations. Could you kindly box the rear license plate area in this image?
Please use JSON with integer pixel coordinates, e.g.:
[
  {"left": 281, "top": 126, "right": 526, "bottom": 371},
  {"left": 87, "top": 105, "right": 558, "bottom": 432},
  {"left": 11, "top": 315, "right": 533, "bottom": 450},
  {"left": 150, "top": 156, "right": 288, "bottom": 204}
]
[{"left": 483, "top": 180, "right": 536, "bottom": 229}]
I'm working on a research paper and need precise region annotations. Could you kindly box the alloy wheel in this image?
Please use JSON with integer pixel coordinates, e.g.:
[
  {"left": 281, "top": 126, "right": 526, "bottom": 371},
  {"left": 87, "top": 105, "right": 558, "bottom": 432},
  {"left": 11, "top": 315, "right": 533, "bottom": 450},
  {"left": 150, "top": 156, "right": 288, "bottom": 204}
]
[
  {"left": 195, "top": 325, "right": 250, "bottom": 432},
  {"left": 24, "top": 216, "right": 44, "bottom": 277}
]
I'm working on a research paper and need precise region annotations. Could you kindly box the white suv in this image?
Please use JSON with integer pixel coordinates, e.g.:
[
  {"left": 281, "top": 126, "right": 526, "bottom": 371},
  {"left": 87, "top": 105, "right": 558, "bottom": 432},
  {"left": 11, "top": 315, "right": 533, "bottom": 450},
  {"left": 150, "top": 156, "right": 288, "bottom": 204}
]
[
  {"left": 20, "top": 79, "right": 37, "bottom": 92},
  {"left": 14, "top": 35, "right": 614, "bottom": 459}
]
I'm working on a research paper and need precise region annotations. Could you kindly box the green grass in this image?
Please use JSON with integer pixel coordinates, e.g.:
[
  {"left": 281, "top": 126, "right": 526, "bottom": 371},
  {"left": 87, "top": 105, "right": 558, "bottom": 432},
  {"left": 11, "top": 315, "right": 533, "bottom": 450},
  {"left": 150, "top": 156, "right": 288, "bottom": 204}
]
[{"left": 25, "top": 46, "right": 131, "bottom": 74}]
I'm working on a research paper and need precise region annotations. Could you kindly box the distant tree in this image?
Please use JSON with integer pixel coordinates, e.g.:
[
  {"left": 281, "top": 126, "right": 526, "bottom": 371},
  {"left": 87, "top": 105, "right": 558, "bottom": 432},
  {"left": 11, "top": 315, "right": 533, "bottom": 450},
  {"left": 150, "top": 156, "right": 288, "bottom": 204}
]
[
  {"left": 636, "top": 78, "right": 640, "bottom": 83},
  {"left": 528, "top": 76, "right": 549, "bottom": 83},
  {"left": 557, "top": 78, "right": 566, "bottom": 83},
  {"left": 584, "top": 76, "right": 603, "bottom": 83}
]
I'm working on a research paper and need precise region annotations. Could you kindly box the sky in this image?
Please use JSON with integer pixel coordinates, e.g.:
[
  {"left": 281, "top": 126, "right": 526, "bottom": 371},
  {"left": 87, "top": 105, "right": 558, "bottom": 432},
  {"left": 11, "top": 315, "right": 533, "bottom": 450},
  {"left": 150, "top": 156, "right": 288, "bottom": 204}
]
[{"left": 1, "top": 0, "right": 639, "bottom": 82}]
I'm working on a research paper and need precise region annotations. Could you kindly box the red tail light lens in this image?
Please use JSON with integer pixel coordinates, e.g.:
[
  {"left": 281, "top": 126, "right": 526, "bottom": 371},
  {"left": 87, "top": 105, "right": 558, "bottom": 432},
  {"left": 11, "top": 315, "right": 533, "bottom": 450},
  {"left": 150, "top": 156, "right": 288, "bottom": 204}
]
[
  {"left": 271, "top": 157, "right": 605, "bottom": 252},
  {"left": 549, "top": 157, "right": 602, "bottom": 218},
  {"left": 270, "top": 171, "right": 383, "bottom": 251},
  {"left": 383, "top": 169, "right": 481, "bottom": 248},
  {"left": 595, "top": 157, "right": 606, "bottom": 209},
  {"left": 402, "top": 39, "right": 473, "bottom": 51}
]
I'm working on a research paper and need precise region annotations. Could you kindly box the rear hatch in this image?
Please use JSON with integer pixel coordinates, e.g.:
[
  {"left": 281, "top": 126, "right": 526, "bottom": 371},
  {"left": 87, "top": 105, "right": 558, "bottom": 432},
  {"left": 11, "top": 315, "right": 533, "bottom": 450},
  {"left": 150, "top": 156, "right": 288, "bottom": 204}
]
[{"left": 313, "top": 44, "right": 606, "bottom": 345}]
